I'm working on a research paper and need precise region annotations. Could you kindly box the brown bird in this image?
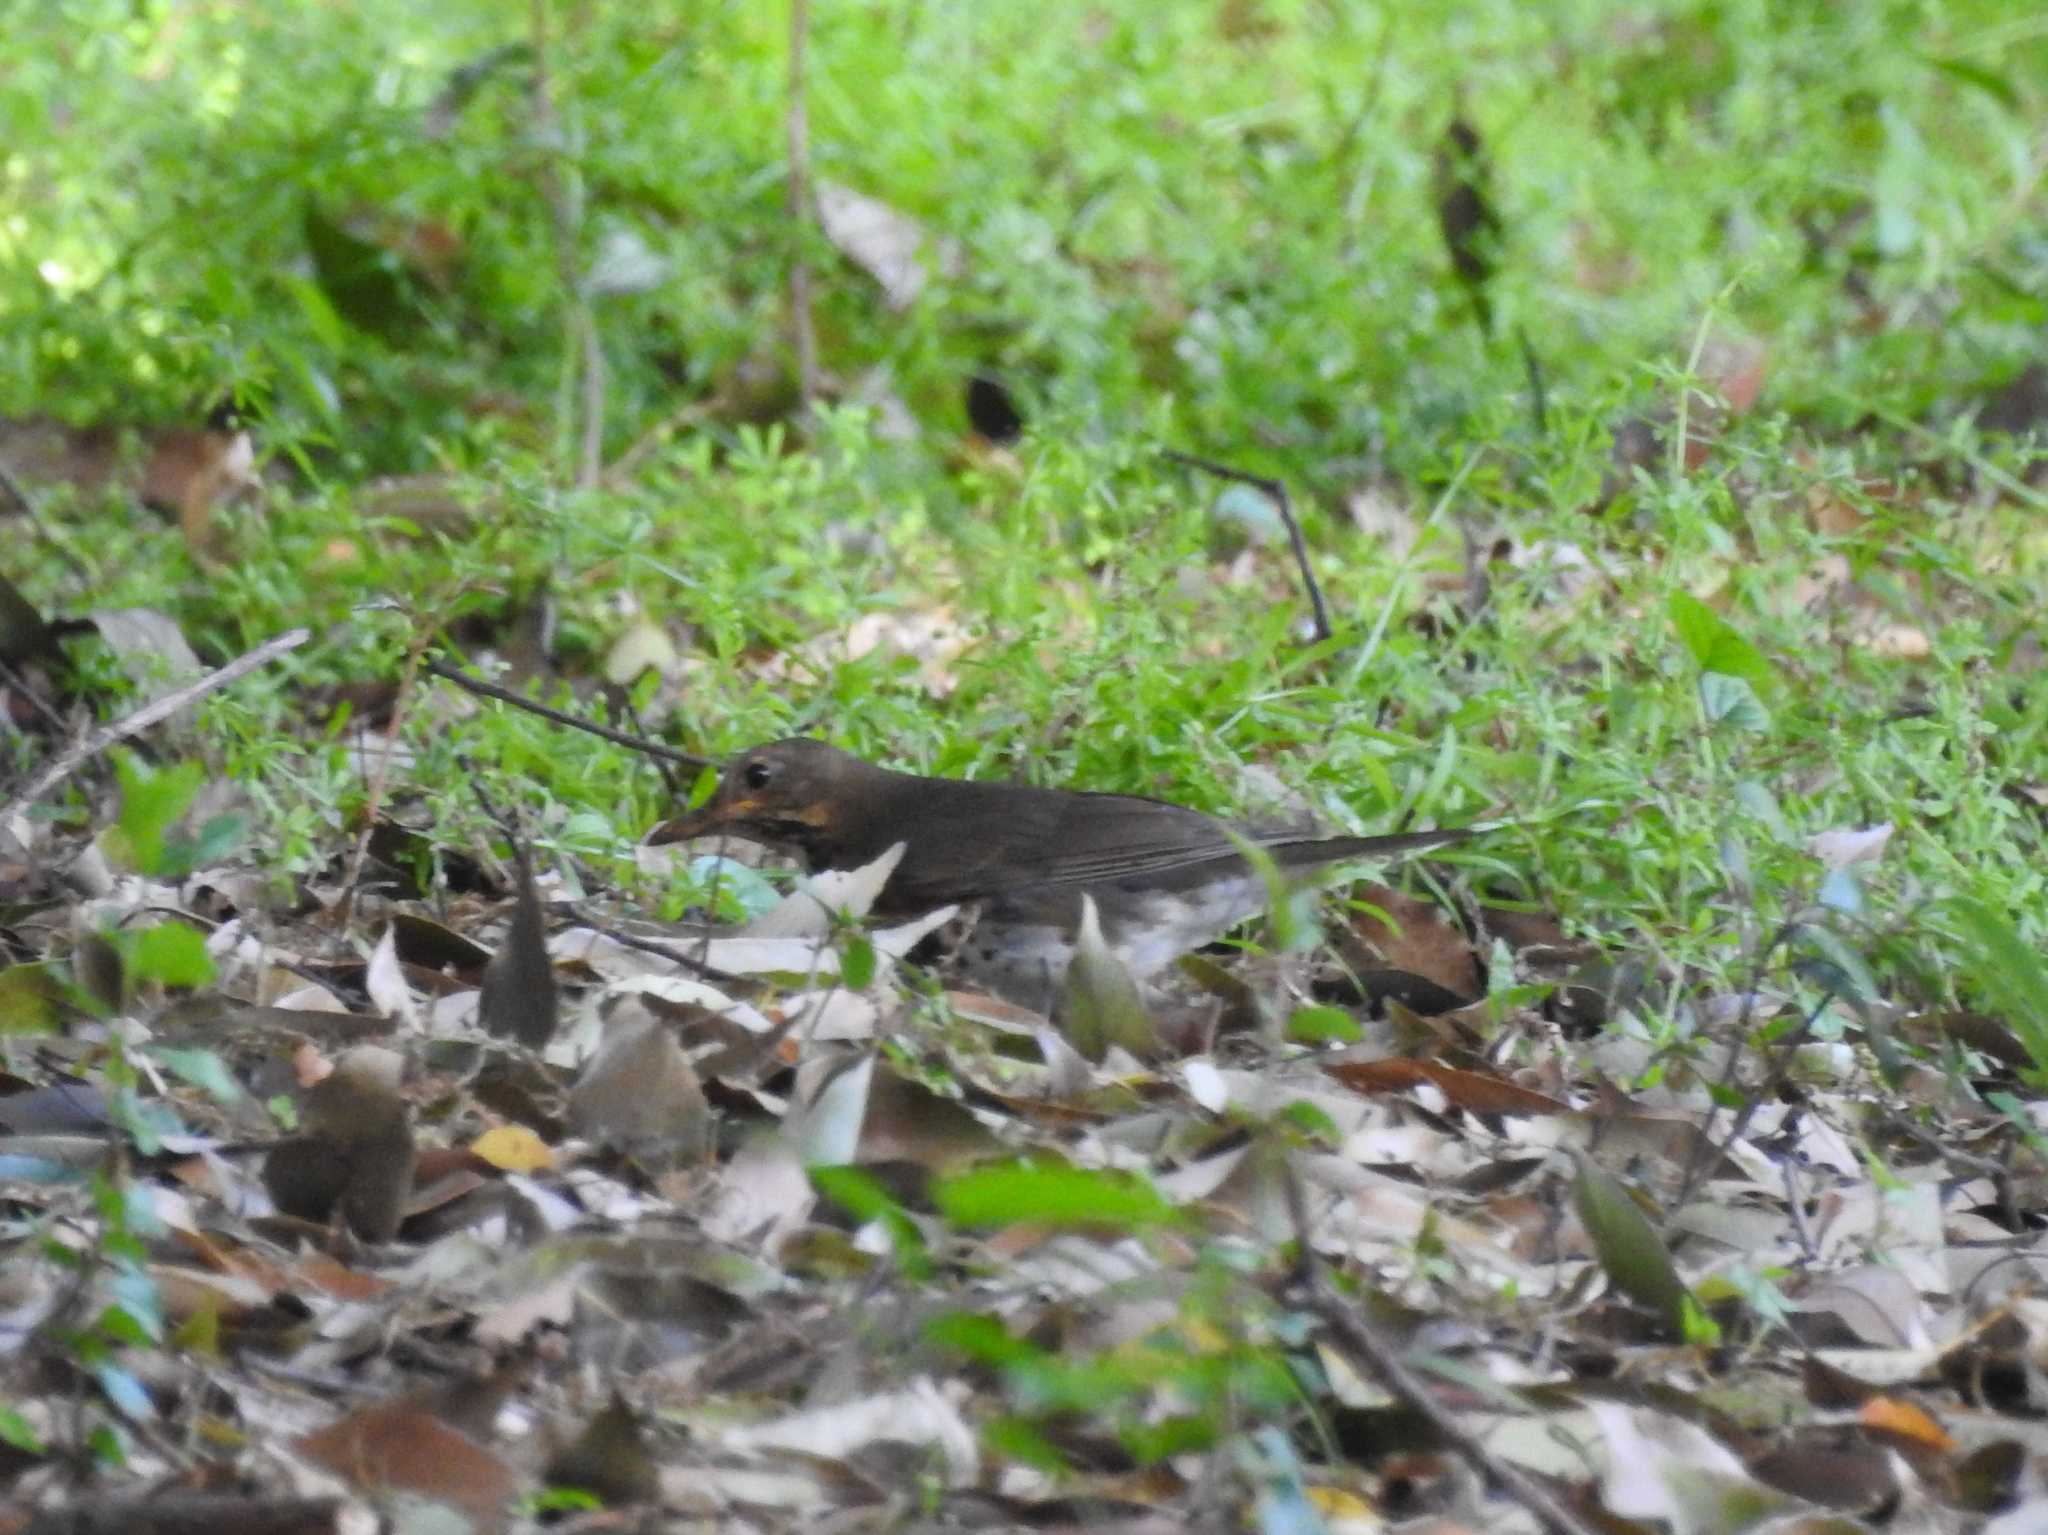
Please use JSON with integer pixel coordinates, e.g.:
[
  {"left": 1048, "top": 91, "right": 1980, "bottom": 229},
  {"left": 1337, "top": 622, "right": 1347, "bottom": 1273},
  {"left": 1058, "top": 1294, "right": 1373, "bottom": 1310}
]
[{"left": 651, "top": 739, "right": 1471, "bottom": 1002}]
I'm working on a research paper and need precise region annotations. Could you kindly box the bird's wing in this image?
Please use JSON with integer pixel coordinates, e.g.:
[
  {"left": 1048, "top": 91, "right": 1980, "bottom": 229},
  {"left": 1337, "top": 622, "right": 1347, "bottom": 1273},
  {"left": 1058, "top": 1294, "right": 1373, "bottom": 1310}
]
[
  {"left": 888, "top": 785, "right": 1467, "bottom": 908},
  {"left": 1022, "top": 821, "right": 1473, "bottom": 891}
]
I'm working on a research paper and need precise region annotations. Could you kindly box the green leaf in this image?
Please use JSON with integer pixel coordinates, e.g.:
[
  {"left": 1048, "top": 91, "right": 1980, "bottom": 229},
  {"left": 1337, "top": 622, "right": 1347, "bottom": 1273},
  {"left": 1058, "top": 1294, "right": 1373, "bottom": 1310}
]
[
  {"left": 982, "top": 1414, "right": 1069, "bottom": 1472},
  {"left": 0, "top": 964, "right": 68, "bottom": 1034},
  {"left": 1795, "top": 923, "right": 1880, "bottom": 1009},
  {"left": 1570, "top": 1151, "right": 1694, "bottom": 1335},
  {"left": 925, "top": 1311, "right": 1041, "bottom": 1367},
  {"left": 1287, "top": 1005, "right": 1362, "bottom": 1044},
  {"left": 932, "top": 1160, "right": 1178, "bottom": 1231},
  {"left": 840, "top": 933, "right": 877, "bottom": 991},
  {"left": 110, "top": 754, "right": 204, "bottom": 877},
  {"left": 1699, "top": 671, "right": 1769, "bottom": 732},
  {"left": 302, "top": 200, "right": 429, "bottom": 339},
  {"left": 1918, "top": 53, "right": 2019, "bottom": 112},
  {"left": 1733, "top": 780, "right": 1792, "bottom": 841},
  {"left": 1669, "top": 591, "right": 1774, "bottom": 685},
  {"left": 92, "top": 1363, "right": 155, "bottom": 1423},
  {"left": 1060, "top": 895, "right": 1158, "bottom": 1061},
  {"left": 809, "top": 1164, "right": 929, "bottom": 1278},
  {"left": 153, "top": 1046, "right": 243, "bottom": 1104},
  {"left": 126, "top": 924, "right": 214, "bottom": 989},
  {"left": 177, "top": 812, "right": 250, "bottom": 869},
  {"left": 0, "top": 1405, "right": 44, "bottom": 1456}
]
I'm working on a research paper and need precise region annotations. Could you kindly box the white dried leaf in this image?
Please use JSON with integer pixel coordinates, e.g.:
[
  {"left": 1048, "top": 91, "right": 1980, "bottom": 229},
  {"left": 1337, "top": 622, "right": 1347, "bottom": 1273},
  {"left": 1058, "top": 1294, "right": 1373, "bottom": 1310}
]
[
  {"left": 1181, "top": 1058, "right": 1229, "bottom": 1114},
  {"left": 586, "top": 225, "right": 671, "bottom": 297},
  {"left": 364, "top": 926, "right": 418, "bottom": 1028},
  {"left": 793, "top": 1051, "right": 873, "bottom": 1166},
  {"left": 88, "top": 608, "right": 202, "bottom": 710},
  {"left": 816, "top": 182, "right": 937, "bottom": 310},
  {"left": 1806, "top": 822, "right": 1894, "bottom": 869},
  {"left": 716, "top": 1378, "right": 978, "bottom": 1484},
  {"left": 746, "top": 842, "right": 905, "bottom": 936}
]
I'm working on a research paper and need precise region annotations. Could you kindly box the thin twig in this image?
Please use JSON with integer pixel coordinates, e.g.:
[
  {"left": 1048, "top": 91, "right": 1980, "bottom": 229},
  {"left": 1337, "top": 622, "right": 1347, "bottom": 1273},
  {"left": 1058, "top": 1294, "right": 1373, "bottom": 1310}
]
[
  {"left": 786, "top": 0, "right": 819, "bottom": 412},
  {"left": 421, "top": 657, "right": 712, "bottom": 773},
  {"left": 562, "top": 902, "right": 759, "bottom": 993},
  {"left": 1674, "top": 912, "right": 1802, "bottom": 1205},
  {"left": 1677, "top": 981, "right": 1836, "bottom": 1210},
  {"left": 578, "top": 310, "right": 606, "bottom": 489},
  {"left": 0, "top": 627, "right": 308, "bottom": 820},
  {"left": 0, "top": 657, "right": 68, "bottom": 735},
  {"left": 618, "top": 690, "right": 680, "bottom": 797},
  {"left": 1284, "top": 1157, "right": 1595, "bottom": 1535},
  {"left": 1163, "top": 450, "right": 1332, "bottom": 643}
]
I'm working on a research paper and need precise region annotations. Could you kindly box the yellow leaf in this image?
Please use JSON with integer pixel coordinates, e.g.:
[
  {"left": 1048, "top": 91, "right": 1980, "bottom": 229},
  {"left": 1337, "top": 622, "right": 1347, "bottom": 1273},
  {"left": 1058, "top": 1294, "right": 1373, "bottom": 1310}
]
[{"left": 470, "top": 1123, "right": 553, "bottom": 1173}]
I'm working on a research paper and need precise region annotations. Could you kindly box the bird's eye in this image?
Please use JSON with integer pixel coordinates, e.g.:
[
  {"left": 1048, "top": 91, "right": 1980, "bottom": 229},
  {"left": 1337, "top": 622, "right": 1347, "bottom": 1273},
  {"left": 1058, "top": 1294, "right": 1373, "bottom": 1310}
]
[{"left": 743, "top": 760, "right": 775, "bottom": 790}]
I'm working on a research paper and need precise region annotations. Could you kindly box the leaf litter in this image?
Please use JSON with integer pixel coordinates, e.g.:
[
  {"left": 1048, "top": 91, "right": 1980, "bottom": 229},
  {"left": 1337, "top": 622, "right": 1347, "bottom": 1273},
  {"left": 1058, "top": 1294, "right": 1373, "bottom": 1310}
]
[{"left": 7, "top": 701, "right": 2048, "bottom": 1535}]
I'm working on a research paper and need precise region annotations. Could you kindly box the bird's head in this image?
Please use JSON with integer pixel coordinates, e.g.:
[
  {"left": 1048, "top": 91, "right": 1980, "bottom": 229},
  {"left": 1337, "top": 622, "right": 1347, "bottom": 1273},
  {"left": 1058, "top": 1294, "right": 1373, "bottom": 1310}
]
[{"left": 648, "top": 737, "right": 876, "bottom": 859}]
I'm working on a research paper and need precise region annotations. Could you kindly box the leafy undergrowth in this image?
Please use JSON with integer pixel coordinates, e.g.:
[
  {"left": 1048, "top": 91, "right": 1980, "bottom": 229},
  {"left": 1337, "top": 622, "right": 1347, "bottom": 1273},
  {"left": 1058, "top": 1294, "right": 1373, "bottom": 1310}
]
[
  {"left": 3, "top": 405, "right": 2048, "bottom": 1532},
  {"left": 5, "top": 0, "right": 2048, "bottom": 1530}
]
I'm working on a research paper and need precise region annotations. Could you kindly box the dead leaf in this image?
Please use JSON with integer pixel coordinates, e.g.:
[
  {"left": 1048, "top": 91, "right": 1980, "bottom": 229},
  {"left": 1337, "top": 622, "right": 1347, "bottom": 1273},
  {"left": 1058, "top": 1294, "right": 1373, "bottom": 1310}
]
[
  {"left": 469, "top": 1123, "right": 553, "bottom": 1174},
  {"left": 293, "top": 1399, "right": 519, "bottom": 1528},
  {"left": 1857, "top": 1394, "right": 1953, "bottom": 1455},
  {"left": 1807, "top": 824, "right": 1895, "bottom": 870},
  {"left": 478, "top": 847, "right": 558, "bottom": 1049},
  {"left": 816, "top": 182, "right": 947, "bottom": 310},
  {"left": 1322, "top": 1056, "right": 1568, "bottom": 1117},
  {"left": 364, "top": 925, "right": 420, "bottom": 1028},
  {"left": 544, "top": 1392, "right": 659, "bottom": 1507},
  {"left": 568, "top": 1008, "right": 711, "bottom": 1166},
  {"left": 1345, "top": 884, "right": 1481, "bottom": 1001}
]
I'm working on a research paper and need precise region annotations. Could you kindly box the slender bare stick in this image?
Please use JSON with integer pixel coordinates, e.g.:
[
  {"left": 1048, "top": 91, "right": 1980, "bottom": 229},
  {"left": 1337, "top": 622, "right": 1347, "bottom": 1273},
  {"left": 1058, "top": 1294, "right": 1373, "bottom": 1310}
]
[
  {"left": 1283, "top": 1158, "right": 1595, "bottom": 1535},
  {"left": 1163, "top": 450, "right": 1332, "bottom": 643},
  {"left": 0, "top": 628, "right": 309, "bottom": 819},
  {"left": 421, "top": 657, "right": 712, "bottom": 772},
  {"left": 786, "top": 0, "right": 819, "bottom": 411}
]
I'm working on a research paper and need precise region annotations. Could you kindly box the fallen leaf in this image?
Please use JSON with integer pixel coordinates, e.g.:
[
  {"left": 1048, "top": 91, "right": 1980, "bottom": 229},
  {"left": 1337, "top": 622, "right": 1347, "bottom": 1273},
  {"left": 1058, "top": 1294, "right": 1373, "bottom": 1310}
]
[
  {"left": 1322, "top": 1056, "right": 1568, "bottom": 1117},
  {"left": 469, "top": 1123, "right": 553, "bottom": 1174},
  {"left": 477, "top": 847, "right": 558, "bottom": 1049},
  {"left": 1061, "top": 894, "right": 1158, "bottom": 1062},
  {"left": 294, "top": 1399, "right": 518, "bottom": 1527},
  {"left": 568, "top": 1009, "right": 711, "bottom": 1166}
]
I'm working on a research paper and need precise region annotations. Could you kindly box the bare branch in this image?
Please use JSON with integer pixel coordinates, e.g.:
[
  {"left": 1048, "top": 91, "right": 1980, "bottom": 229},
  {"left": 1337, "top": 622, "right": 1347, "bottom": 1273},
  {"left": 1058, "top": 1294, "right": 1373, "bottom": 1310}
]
[
  {"left": 0, "top": 627, "right": 309, "bottom": 820},
  {"left": 1163, "top": 450, "right": 1332, "bottom": 643},
  {"left": 421, "top": 656, "right": 712, "bottom": 773}
]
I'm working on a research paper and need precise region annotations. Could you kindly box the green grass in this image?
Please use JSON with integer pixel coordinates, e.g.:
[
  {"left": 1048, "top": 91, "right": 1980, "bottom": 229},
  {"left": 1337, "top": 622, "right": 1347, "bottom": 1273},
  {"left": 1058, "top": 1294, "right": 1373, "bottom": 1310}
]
[{"left": 4, "top": 0, "right": 2046, "bottom": 1046}]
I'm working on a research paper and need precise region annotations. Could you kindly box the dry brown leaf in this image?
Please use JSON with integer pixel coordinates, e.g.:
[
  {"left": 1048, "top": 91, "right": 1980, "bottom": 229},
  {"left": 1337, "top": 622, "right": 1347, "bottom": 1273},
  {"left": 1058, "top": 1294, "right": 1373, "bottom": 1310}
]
[
  {"left": 1322, "top": 1056, "right": 1568, "bottom": 1117},
  {"left": 293, "top": 1400, "right": 519, "bottom": 1526},
  {"left": 1346, "top": 883, "right": 1481, "bottom": 1001},
  {"left": 568, "top": 1009, "right": 712, "bottom": 1165}
]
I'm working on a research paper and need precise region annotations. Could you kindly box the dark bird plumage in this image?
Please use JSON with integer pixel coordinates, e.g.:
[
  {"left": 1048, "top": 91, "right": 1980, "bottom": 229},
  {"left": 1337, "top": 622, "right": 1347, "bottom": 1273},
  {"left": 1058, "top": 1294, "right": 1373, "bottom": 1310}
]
[{"left": 652, "top": 739, "right": 1471, "bottom": 999}]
